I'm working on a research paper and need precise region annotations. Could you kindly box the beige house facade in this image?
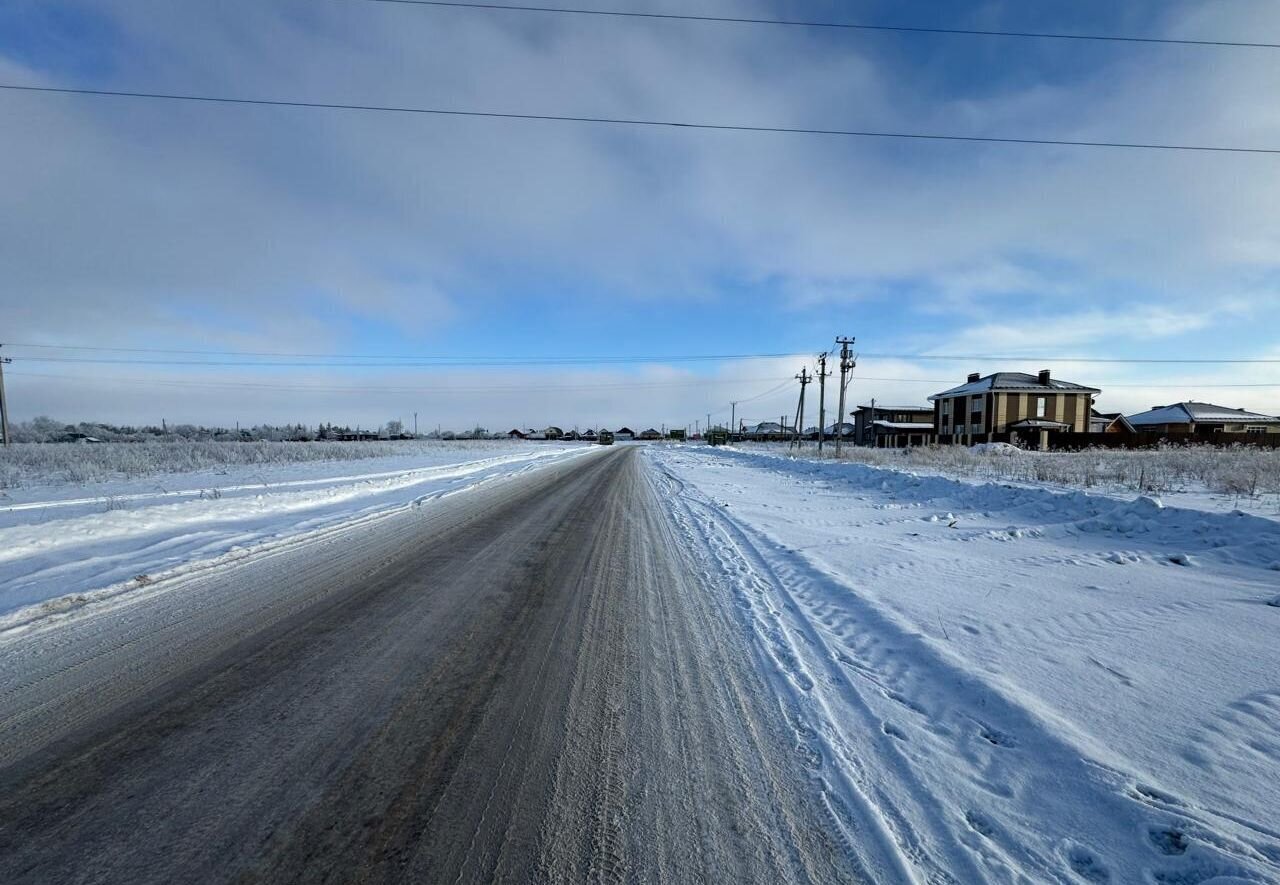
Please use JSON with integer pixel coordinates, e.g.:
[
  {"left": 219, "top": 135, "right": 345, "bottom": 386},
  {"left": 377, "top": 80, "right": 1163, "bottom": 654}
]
[{"left": 930, "top": 370, "right": 1100, "bottom": 449}]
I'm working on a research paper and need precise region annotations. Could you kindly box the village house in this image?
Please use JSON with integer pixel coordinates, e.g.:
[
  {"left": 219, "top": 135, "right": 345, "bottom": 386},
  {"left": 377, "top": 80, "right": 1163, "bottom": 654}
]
[
  {"left": 930, "top": 370, "right": 1100, "bottom": 449},
  {"left": 851, "top": 404, "right": 934, "bottom": 448},
  {"left": 1090, "top": 411, "right": 1136, "bottom": 434},
  {"left": 1125, "top": 402, "right": 1280, "bottom": 435},
  {"left": 638, "top": 428, "right": 662, "bottom": 440}
]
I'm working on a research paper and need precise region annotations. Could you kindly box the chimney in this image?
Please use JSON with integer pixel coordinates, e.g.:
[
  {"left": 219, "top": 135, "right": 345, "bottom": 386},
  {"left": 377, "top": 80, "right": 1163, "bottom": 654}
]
[
  {"left": 1038, "top": 369, "right": 1051, "bottom": 385},
  {"left": 967, "top": 372, "right": 981, "bottom": 383}
]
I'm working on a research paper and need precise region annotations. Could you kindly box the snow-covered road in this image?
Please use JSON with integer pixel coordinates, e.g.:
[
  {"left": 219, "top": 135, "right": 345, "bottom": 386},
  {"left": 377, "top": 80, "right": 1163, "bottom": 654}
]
[{"left": 648, "top": 444, "right": 1280, "bottom": 884}]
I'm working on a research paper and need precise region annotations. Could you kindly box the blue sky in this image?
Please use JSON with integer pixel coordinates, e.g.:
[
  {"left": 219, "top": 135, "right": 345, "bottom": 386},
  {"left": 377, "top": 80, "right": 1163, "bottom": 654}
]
[{"left": 2, "top": 0, "right": 1278, "bottom": 428}]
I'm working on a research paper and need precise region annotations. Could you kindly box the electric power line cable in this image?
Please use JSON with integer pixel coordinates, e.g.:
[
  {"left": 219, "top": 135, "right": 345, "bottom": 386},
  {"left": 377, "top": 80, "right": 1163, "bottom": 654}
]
[
  {"left": 7, "top": 349, "right": 1280, "bottom": 367},
  {"left": 3, "top": 84, "right": 1279, "bottom": 155},
  {"left": 360, "top": 1, "right": 1280, "bottom": 50}
]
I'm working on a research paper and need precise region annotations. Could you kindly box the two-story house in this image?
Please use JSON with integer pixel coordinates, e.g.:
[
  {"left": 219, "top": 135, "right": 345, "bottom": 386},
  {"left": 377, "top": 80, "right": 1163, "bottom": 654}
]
[
  {"left": 930, "top": 370, "right": 1100, "bottom": 449},
  {"left": 851, "top": 404, "right": 935, "bottom": 447}
]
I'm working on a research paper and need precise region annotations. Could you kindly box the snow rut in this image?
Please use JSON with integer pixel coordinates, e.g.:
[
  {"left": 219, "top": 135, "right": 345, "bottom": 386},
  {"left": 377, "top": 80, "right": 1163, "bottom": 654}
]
[{"left": 649, "top": 449, "right": 1280, "bottom": 885}]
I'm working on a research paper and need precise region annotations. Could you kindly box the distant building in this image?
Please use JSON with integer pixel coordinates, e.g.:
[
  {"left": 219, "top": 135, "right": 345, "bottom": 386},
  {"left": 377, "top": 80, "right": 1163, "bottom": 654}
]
[
  {"left": 615, "top": 427, "right": 636, "bottom": 441},
  {"left": 1125, "top": 402, "right": 1280, "bottom": 435},
  {"left": 638, "top": 428, "right": 662, "bottom": 440},
  {"left": 930, "top": 370, "right": 1100, "bottom": 449},
  {"left": 1090, "top": 411, "right": 1136, "bottom": 434},
  {"left": 823, "top": 422, "right": 856, "bottom": 442},
  {"left": 744, "top": 421, "right": 791, "bottom": 441},
  {"left": 851, "top": 405, "right": 934, "bottom": 447},
  {"left": 542, "top": 426, "right": 564, "bottom": 440},
  {"left": 581, "top": 429, "right": 598, "bottom": 441}
]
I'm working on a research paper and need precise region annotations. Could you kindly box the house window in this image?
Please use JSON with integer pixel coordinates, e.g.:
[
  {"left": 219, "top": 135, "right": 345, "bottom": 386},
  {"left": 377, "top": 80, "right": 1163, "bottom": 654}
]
[
  {"left": 1036, "top": 397, "right": 1046, "bottom": 418},
  {"left": 1246, "top": 426, "right": 1267, "bottom": 435}
]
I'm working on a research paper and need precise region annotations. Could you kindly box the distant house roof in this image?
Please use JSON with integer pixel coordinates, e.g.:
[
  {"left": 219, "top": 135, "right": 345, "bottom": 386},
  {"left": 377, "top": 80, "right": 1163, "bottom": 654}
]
[
  {"left": 615, "top": 427, "right": 636, "bottom": 435},
  {"left": 1090, "top": 410, "right": 1136, "bottom": 432},
  {"left": 749, "top": 422, "right": 786, "bottom": 433},
  {"left": 930, "top": 372, "right": 1100, "bottom": 401},
  {"left": 873, "top": 420, "right": 934, "bottom": 431},
  {"left": 1126, "top": 402, "right": 1280, "bottom": 426}
]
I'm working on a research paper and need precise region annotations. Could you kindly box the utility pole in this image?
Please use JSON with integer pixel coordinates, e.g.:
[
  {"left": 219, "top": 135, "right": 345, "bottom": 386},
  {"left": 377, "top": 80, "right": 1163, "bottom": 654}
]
[
  {"left": 730, "top": 401, "right": 737, "bottom": 439},
  {"left": 707, "top": 412, "right": 711, "bottom": 432},
  {"left": 815, "top": 352, "right": 830, "bottom": 455},
  {"left": 414, "top": 412, "right": 418, "bottom": 437},
  {"left": 834, "top": 336, "right": 856, "bottom": 455},
  {"left": 789, "top": 367, "right": 811, "bottom": 450},
  {"left": 0, "top": 344, "right": 11, "bottom": 447}
]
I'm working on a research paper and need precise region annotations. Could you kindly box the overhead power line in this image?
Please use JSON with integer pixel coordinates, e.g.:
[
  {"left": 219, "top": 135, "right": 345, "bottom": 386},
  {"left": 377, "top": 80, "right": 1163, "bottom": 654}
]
[
  {"left": 857, "top": 353, "right": 1280, "bottom": 365},
  {"left": 5, "top": 369, "right": 792, "bottom": 394},
  {"left": 361, "top": 1, "right": 1280, "bottom": 50},
  {"left": 3, "top": 344, "right": 807, "bottom": 365},
  {"left": 11, "top": 368, "right": 1278, "bottom": 391},
  {"left": 3, "top": 83, "right": 1278, "bottom": 156},
  {"left": 7, "top": 346, "right": 1280, "bottom": 367}
]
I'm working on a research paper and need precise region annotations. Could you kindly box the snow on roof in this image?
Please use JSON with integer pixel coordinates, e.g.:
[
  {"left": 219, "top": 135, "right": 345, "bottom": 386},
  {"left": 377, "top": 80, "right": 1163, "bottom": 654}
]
[
  {"left": 873, "top": 420, "right": 935, "bottom": 430},
  {"left": 1009, "top": 418, "right": 1071, "bottom": 429},
  {"left": 929, "top": 372, "right": 1100, "bottom": 401},
  {"left": 1127, "top": 402, "right": 1280, "bottom": 426},
  {"left": 856, "top": 404, "right": 933, "bottom": 412}
]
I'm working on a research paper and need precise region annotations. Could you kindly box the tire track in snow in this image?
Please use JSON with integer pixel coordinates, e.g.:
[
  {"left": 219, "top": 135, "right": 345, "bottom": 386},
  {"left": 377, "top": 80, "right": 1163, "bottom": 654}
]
[{"left": 648, "top": 447, "right": 1280, "bottom": 885}]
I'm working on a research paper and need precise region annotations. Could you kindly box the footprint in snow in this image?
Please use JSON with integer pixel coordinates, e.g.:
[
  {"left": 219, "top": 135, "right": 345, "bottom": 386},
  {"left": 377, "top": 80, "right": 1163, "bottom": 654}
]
[
  {"left": 881, "top": 722, "right": 908, "bottom": 742},
  {"left": 1058, "top": 840, "right": 1111, "bottom": 883},
  {"left": 979, "top": 725, "right": 1017, "bottom": 748},
  {"left": 963, "top": 810, "right": 997, "bottom": 839},
  {"left": 1147, "top": 827, "right": 1189, "bottom": 856}
]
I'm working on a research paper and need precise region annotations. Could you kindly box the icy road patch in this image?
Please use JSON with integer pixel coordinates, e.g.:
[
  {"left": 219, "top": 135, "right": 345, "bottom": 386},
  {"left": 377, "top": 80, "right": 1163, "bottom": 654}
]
[{"left": 649, "top": 445, "right": 1280, "bottom": 884}]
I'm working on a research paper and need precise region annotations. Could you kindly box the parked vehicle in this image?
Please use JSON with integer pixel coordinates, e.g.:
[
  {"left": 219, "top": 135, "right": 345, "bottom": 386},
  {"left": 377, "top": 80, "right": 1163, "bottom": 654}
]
[{"left": 597, "top": 430, "right": 615, "bottom": 445}]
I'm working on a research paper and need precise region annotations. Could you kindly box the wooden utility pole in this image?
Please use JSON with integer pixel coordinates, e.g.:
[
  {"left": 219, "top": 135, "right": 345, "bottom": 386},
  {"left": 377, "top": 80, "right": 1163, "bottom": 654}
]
[
  {"left": 834, "top": 336, "right": 856, "bottom": 455},
  {"left": 0, "top": 345, "right": 11, "bottom": 447},
  {"left": 815, "top": 353, "right": 830, "bottom": 454},
  {"left": 789, "top": 367, "right": 811, "bottom": 450},
  {"left": 730, "top": 401, "right": 737, "bottom": 439}
]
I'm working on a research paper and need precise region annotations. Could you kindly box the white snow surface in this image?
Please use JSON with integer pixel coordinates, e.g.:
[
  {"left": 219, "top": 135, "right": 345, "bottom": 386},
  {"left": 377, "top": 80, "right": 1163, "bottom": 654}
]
[
  {"left": 647, "top": 444, "right": 1280, "bottom": 884},
  {"left": 0, "top": 442, "right": 593, "bottom": 627}
]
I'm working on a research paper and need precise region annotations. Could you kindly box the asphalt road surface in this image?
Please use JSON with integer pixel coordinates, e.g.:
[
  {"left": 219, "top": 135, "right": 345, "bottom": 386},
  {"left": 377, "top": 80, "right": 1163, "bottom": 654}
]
[{"left": 0, "top": 447, "right": 860, "bottom": 884}]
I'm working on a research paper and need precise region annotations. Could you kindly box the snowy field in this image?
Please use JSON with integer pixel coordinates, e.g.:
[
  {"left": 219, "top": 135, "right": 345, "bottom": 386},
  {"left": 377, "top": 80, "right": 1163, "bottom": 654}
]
[
  {"left": 0, "top": 441, "right": 591, "bottom": 626},
  {"left": 648, "top": 444, "right": 1280, "bottom": 884},
  {"left": 737, "top": 442, "right": 1280, "bottom": 519},
  {"left": 0, "top": 438, "right": 544, "bottom": 488}
]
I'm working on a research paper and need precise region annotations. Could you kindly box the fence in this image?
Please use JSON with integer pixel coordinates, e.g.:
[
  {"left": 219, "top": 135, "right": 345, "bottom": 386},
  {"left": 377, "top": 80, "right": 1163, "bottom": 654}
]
[{"left": 1043, "top": 431, "right": 1280, "bottom": 450}]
